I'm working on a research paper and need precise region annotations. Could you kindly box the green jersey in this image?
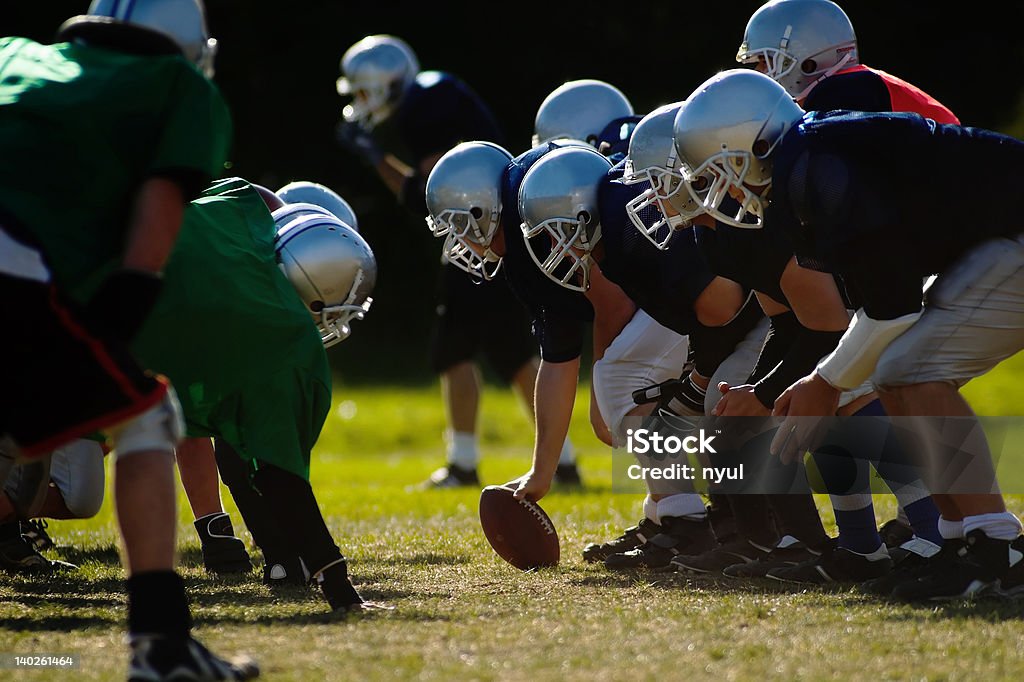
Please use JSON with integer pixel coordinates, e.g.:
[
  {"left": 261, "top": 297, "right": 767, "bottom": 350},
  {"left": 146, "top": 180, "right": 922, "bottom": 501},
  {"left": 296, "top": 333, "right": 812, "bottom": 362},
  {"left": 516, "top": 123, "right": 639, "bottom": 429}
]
[
  {"left": 132, "top": 178, "right": 332, "bottom": 480},
  {"left": 0, "top": 36, "right": 232, "bottom": 290}
]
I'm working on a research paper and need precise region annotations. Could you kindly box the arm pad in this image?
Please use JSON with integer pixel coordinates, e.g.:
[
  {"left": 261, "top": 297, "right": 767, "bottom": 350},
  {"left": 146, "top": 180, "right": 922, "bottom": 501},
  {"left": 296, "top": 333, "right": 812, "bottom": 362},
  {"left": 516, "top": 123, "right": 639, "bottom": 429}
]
[
  {"left": 753, "top": 326, "right": 846, "bottom": 408},
  {"left": 690, "top": 292, "right": 764, "bottom": 377},
  {"left": 816, "top": 309, "right": 921, "bottom": 390}
]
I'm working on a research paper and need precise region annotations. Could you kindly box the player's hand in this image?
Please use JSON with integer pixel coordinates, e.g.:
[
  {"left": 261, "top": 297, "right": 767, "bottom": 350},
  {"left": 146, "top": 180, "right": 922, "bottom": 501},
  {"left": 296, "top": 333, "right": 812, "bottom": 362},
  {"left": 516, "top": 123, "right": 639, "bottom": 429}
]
[
  {"left": 510, "top": 469, "right": 551, "bottom": 502},
  {"left": 335, "top": 120, "right": 384, "bottom": 166},
  {"left": 770, "top": 372, "right": 840, "bottom": 464},
  {"left": 712, "top": 382, "right": 771, "bottom": 417}
]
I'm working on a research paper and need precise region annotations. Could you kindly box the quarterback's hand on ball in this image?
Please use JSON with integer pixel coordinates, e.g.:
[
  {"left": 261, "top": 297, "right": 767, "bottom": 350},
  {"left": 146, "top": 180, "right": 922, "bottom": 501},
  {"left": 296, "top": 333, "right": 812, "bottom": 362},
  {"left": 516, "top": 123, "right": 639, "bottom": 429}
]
[
  {"left": 712, "top": 382, "right": 771, "bottom": 417},
  {"left": 511, "top": 469, "right": 551, "bottom": 503},
  {"left": 770, "top": 372, "right": 839, "bottom": 464},
  {"left": 335, "top": 120, "right": 384, "bottom": 166}
]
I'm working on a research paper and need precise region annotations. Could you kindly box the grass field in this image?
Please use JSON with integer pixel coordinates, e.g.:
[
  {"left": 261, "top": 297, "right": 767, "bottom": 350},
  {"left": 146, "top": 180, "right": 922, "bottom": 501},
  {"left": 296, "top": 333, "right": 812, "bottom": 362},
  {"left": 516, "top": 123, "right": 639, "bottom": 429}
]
[{"left": 4, "top": 357, "right": 1024, "bottom": 681}]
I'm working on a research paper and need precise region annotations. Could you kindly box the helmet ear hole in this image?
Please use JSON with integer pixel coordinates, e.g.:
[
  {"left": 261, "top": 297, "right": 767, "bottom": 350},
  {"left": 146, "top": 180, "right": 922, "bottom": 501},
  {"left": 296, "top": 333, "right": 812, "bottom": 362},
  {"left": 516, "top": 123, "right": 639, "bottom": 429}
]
[
  {"left": 801, "top": 58, "right": 818, "bottom": 74},
  {"left": 469, "top": 206, "right": 484, "bottom": 220},
  {"left": 691, "top": 175, "right": 710, "bottom": 192},
  {"left": 752, "top": 139, "right": 771, "bottom": 158},
  {"left": 311, "top": 300, "right": 325, "bottom": 313},
  {"left": 578, "top": 210, "right": 592, "bottom": 225}
]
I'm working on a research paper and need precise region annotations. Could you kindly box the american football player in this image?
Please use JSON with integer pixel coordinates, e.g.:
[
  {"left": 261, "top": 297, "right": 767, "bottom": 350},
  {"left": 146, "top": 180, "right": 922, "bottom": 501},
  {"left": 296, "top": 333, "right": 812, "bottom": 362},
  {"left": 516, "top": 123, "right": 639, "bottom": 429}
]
[
  {"left": 0, "top": 1, "right": 258, "bottom": 679},
  {"left": 335, "top": 35, "right": 571, "bottom": 488},
  {"left": 673, "top": 68, "right": 1024, "bottom": 600}
]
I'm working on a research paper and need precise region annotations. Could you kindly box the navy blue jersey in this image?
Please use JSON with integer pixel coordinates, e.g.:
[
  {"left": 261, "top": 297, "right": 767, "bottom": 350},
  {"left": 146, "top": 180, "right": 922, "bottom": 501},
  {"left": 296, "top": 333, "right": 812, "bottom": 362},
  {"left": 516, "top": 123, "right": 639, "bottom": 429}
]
[
  {"left": 596, "top": 162, "right": 713, "bottom": 335},
  {"left": 693, "top": 221, "right": 792, "bottom": 307},
  {"left": 772, "top": 110, "right": 1024, "bottom": 318},
  {"left": 391, "top": 71, "right": 505, "bottom": 163},
  {"left": 501, "top": 142, "right": 594, "bottom": 362},
  {"left": 596, "top": 115, "right": 644, "bottom": 164}
]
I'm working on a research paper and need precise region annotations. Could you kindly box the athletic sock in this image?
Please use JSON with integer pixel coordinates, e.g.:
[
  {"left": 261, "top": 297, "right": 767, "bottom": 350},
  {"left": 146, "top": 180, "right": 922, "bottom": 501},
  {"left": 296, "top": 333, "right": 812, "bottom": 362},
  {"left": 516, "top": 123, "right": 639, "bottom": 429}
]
[
  {"left": 962, "top": 512, "right": 1024, "bottom": 541},
  {"left": 729, "top": 494, "right": 778, "bottom": 547},
  {"left": 643, "top": 495, "right": 659, "bottom": 524},
  {"left": 655, "top": 493, "right": 707, "bottom": 523},
  {"left": 899, "top": 496, "right": 943, "bottom": 545},
  {"left": 766, "top": 494, "right": 830, "bottom": 550},
  {"left": 938, "top": 516, "right": 964, "bottom": 540},
  {"left": 446, "top": 431, "right": 478, "bottom": 470},
  {"left": 830, "top": 494, "right": 883, "bottom": 553},
  {"left": 126, "top": 570, "right": 192, "bottom": 638}
]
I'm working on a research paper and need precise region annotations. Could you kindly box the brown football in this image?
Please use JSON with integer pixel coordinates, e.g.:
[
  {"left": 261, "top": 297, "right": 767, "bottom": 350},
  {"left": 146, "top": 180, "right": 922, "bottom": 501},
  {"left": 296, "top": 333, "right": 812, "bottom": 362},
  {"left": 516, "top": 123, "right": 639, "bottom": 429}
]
[{"left": 478, "top": 485, "right": 560, "bottom": 570}]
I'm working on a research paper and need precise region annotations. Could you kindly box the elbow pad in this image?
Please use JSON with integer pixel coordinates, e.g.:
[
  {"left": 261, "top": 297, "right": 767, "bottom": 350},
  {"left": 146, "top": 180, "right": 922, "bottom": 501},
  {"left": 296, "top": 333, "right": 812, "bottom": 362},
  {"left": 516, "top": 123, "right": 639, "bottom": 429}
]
[
  {"left": 816, "top": 309, "right": 921, "bottom": 390},
  {"left": 753, "top": 326, "right": 846, "bottom": 408}
]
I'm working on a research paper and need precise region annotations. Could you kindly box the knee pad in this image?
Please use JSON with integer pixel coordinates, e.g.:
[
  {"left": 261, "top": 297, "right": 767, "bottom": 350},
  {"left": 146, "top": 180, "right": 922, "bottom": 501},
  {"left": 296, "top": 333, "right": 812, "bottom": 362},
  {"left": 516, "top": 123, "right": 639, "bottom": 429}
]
[{"left": 110, "top": 388, "right": 185, "bottom": 458}]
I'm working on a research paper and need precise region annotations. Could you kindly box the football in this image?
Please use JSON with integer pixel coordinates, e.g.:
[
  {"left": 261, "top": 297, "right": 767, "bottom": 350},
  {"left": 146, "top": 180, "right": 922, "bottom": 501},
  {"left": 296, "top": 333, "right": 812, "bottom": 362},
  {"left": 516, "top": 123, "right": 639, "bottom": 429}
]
[{"left": 478, "top": 485, "right": 560, "bottom": 570}]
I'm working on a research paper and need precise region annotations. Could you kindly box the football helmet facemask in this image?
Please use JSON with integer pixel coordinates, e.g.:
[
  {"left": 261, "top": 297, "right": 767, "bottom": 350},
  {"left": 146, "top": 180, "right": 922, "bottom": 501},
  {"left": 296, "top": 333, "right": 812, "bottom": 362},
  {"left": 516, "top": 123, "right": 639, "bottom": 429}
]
[{"left": 518, "top": 146, "right": 613, "bottom": 292}]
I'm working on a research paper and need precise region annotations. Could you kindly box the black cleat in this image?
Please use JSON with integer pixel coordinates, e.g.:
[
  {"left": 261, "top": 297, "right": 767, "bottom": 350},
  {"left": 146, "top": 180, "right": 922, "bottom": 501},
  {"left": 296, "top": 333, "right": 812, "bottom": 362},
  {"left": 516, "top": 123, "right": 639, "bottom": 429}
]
[
  {"left": 554, "top": 463, "right": 583, "bottom": 487},
  {"left": 672, "top": 537, "right": 773, "bottom": 575},
  {"left": 128, "top": 634, "right": 259, "bottom": 681},
  {"left": 262, "top": 555, "right": 309, "bottom": 587},
  {"left": 194, "top": 513, "right": 252, "bottom": 575},
  {"left": 892, "top": 531, "right": 1009, "bottom": 602},
  {"left": 768, "top": 544, "right": 892, "bottom": 585},
  {"left": 21, "top": 519, "right": 55, "bottom": 552},
  {"left": 995, "top": 535, "right": 1024, "bottom": 598},
  {"left": 860, "top": 538, "right": 944, "bottom": 597},
  {"left": 582, "top": 518, "right": 661, "bottom": 563},
  {"left": 878, "top": 518, "right": 915, "bottom": 549},
  {"left": 604, "top": 516, "right": 716, "bottom": 571},
  {"left": 722, "top": 536, "right": 823, "bottom": 578},
  {"left": 420, "top": 465, "right": 480, "bottom": 489}
]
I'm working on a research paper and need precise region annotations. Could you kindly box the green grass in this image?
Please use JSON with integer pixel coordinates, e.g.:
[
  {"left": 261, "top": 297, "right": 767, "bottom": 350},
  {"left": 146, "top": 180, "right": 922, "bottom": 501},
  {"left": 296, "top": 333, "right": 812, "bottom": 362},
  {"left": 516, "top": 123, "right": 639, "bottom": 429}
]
[{"left": 4, "top": 359, "right": 1024, "bottom": 681}]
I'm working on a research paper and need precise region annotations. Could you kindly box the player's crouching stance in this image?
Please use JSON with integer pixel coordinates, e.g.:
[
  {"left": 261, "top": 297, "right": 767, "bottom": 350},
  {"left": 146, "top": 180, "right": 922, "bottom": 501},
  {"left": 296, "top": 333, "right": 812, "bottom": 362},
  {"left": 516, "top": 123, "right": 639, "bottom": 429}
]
[
  {"left": 129, "top": 177, "right": 387, "bottom": 615},
  {"left": 674, "top": 69, "right": 1024, "bottom": 600}
]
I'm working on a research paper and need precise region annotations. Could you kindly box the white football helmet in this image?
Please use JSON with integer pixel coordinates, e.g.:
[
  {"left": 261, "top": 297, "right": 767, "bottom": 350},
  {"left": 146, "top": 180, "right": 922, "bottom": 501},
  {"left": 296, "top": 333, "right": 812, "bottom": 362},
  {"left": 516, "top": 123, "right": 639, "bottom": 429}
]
[
  {"left": 336, "top": 35, "right": 419, "bottom": 128},
  {"left": 274, "top": 213, "right": 376, "bottom": 347},
  {"left": 425, "top": 141, "right": 513, "bottom": 280},
  {"left": 673, "top": 69, "right": 804, "bottom": 229},
  {"left": 736, "top": 0, "right": 858, "bottom": 101},
  {"left": 621, "top": 101, "right": 704, "bottom": 250},
  {"left": 277, "top": 181, "right": 359, "bottom": 232},
  {"left": 532, "top": 79, "right": 634, "bottom": 148},
  {"left": 518, "top": 146, "right": 613, "bottom": 292},
  {"left": 85, "top": 0, "right": 218, "bottom": 77}
]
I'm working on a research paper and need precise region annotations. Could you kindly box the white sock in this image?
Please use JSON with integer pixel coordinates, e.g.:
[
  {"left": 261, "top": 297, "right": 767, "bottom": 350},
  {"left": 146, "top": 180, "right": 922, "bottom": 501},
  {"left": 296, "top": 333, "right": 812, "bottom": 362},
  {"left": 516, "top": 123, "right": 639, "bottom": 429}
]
[
  {"left": 446, "top": 431, "right": 478, "bottom": 469},
  {"left": 937, "top": 516, "right": 964, "bottom": 540},
  {"left": 963, "top": 512, "right": 1024, "bottom": 541},
  {"left": 829, "top": 493, "right": 873, "bottom": 512},
  {"left": 655, "top": 493, "right": 707, "bottom": 523},
  {"left": 558, "top": 437, "right": 575, "bottom": 465},
  {"left": 643, "top": 495, "right": 659, "bottom": 523}
]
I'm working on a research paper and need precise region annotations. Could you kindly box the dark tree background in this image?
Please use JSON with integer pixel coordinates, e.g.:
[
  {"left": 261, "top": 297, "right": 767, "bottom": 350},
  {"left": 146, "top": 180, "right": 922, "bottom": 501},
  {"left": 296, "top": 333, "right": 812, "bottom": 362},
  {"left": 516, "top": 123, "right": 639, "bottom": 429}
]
[{"left": 10, "top": 1, "right": 1024, "bottom": 385}]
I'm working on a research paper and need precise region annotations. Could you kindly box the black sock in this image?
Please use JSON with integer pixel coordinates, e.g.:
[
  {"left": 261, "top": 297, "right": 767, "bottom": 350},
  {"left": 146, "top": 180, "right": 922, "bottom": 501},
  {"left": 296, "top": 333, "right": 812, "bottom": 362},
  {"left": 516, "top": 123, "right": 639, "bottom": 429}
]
[
  {"left": 727, "top": 494, "right": 778, "bottom": 547},
  {"left": 126, "top": 570, "right": 192, "bottom": 638},
  {"left": 766, "top": 494, "right": 830, "bottom": 550},
  {"left": 0, "top": 521, "right": 21, "bottom": 541}
]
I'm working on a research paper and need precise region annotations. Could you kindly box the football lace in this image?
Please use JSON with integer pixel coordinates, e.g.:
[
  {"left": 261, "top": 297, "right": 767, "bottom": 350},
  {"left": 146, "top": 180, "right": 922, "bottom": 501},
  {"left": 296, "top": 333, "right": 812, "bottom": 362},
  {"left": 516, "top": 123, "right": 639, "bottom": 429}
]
[{"left": 517, "top": 498, "right": 556, "bottom": 536}]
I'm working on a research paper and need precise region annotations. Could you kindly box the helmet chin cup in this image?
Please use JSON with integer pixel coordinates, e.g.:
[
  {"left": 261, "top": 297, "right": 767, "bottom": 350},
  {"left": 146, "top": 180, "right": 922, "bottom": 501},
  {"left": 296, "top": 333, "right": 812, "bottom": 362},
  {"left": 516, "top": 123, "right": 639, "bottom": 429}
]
[{"left": 431, "top": 208, "right": 502, "bottom": 281}]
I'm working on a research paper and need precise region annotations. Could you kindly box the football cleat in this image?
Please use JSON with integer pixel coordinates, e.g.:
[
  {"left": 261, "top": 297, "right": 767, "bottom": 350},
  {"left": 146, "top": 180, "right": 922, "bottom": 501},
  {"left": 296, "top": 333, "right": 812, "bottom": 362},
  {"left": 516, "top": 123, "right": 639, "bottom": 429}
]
[
  {"left": 21, "top": 519, "right": 55, "bottom": 551},
  {"left": 995, "top": 535, "right": 1024, "bottom": 598},
  {"left": 604, "top": 516, "right": 716, "bottom": 571},
  {"left": 262, "top": 555, "right": 309, "bottom": 588},
  {"left": 891, "top": 531, "right": 1009, "bottom": 602},
  {"left": 860, "top": 537, "right": 945, "bottom": 597},
  {"left": 722, "top": 535, "right": 823, "bottom": 578},
  {"left": 878, "top": 518, "right": 915, "bottom": 549},
  {"left": 554, "top": 463, "right": 584, "bottom": 487},
  {"left": 767, "top": 544, "right": 892, "bottom": 585},
  {"left": 582, "top": 518, "right": 662, "bottom": 563},
  {"left": 420, "top": 465, "right": 480, "bottom": 489},
  {"left": 671, "top": 536, "right": 774, "bottom": 574},
  {"left": 194, "top": 513, "right": 252, "bottom": 575},
  {"left": 128, "top": 634, "right": 259, "bottom": 681}
]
